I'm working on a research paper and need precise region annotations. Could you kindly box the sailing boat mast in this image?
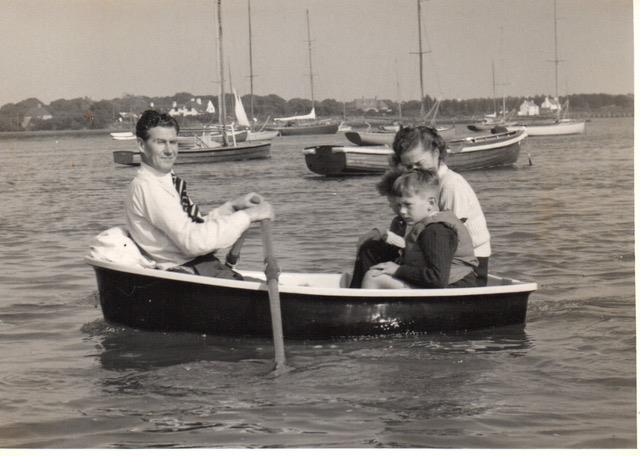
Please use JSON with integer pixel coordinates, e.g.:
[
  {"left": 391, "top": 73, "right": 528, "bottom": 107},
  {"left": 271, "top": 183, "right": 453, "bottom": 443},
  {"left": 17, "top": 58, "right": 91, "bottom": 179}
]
[
  {"left": 305, "top": 9, "right": 315, "bottom": 110},
  {"left": 247, "top": 0, "right": 255, "bottom": 121},
  {"left": 416, "top": 0, "right": 425, "bottom": 117},
  {"left": 395, "top": 59, "right": 402, "bottom": 120},
  {"left": 216, "top": 0, "right": 227, "bottom": 145},
  {"left": 553, "top": 0, "right": 559, "bottom": 101},
  {"left": 491, "top": 60, "right": 497, "bottom": 115}
]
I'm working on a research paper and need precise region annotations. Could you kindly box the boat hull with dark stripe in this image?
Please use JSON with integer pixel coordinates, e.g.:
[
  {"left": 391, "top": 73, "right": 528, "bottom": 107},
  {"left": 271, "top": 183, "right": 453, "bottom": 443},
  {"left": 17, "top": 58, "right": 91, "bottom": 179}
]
[
  {"left": 277, "top": 122, "right": 340, "bottom": 136},
  {"left": 87, "top": 258, "right": 535, "bottom": 339},
  {"left": 304, "top": 129, "right": 527, "bottom": 176},
  {"left": 113, "top": 142, "right": 271, "bottom": 166}
]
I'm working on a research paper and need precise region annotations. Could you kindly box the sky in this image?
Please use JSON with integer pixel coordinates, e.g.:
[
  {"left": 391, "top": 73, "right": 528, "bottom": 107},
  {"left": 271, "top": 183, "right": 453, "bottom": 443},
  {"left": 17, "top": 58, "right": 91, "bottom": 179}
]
[{"left": 0, "top": 0, "right": 633, "bottom": 106}]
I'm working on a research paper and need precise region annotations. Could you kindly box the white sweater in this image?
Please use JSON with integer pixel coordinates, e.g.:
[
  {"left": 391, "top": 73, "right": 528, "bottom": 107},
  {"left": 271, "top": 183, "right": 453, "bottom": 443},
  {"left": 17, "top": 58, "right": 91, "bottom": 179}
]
[
  {"left": 125, "top": 164, "right": 251, "bottom": 269},
  {"left": 437, "top": 164, "right": 491, "bottom": 257}
]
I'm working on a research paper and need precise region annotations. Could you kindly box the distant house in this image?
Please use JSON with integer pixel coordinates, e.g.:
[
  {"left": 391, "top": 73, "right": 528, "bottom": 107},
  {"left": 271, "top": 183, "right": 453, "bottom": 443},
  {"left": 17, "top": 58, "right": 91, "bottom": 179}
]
[
  {"left": 517, "top": 99, "right": 540, "bottom": 116},
  {"left": 353, "top": 97, "right": 391, "bottom": 113},
  {"left": 169, "top": 102, "right": 201, "bottom": 117},
  {"left": 540, "top": 96, "right": 561, "bottom": 113},
  {"left": 21, "top": 103, "right": 52, "bottom": 128}
]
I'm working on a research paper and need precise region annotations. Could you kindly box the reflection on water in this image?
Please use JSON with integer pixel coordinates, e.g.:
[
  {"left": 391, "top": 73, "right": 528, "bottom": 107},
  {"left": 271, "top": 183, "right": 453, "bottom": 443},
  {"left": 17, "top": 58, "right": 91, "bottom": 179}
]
[{"left": 88, "top": 319, "right": 532, "bottom": 372}]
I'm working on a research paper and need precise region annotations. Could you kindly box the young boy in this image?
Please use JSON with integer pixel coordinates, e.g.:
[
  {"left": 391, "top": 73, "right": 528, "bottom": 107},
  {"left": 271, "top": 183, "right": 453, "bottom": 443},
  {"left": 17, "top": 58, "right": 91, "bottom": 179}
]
[
  {"left": 391, "top": 126, "right": 491, "bottom": 285},
  {"left": 362, "top": 170, "right": 480, "bottom": 289}
]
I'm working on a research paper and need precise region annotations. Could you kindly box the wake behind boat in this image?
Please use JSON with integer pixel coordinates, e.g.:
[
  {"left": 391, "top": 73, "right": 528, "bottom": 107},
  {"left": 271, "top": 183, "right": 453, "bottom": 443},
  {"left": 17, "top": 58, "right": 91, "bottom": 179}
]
[
  {"left": 305, "top": 128, "right": 527, "bottom": 176},
  {"left": 87, "top": 257, "right": 536, "bottom": 339}
]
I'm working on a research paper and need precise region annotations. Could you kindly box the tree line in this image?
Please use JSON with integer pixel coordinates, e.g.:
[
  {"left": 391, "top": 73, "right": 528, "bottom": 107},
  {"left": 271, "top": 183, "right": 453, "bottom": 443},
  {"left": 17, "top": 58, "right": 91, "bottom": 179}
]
[{"left": 0, "top": 92, "right": 632, "bottom": 131}]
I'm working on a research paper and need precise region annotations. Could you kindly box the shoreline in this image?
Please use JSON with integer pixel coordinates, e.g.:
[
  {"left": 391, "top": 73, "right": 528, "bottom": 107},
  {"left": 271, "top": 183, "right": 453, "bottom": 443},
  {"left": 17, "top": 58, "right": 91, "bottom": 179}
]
[{"left": 0, "top": 129, "right": 112, "bottom": 139}]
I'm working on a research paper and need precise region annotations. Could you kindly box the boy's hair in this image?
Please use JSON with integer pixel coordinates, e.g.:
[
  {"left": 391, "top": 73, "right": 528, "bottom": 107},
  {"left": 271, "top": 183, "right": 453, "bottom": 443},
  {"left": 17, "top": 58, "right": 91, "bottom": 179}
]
[
  {"left": 392, "top": 169, "right": 440, "bottom": 197},
  {"left": 390, "top": 125, "right": 448, "bottom": 167},
  {"left": 375, "top": 168, "right": 405, "bottom": 196},
  {"left": 136, "top": 110, "right": 180, "bottom": 141}
]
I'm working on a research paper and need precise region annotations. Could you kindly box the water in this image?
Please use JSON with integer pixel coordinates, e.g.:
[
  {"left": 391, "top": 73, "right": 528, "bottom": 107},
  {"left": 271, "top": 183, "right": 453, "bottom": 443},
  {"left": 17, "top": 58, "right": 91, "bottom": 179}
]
[{"left": 0, "top": 118, "right": 635, "bottom": 448}]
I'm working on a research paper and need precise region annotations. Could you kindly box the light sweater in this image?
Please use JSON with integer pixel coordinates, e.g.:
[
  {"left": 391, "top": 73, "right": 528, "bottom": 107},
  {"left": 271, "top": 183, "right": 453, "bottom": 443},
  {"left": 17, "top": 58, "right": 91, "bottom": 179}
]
[
  {"left": 125, "top": 163, "right": 251, "bottom": 269},
  {"left": 437, "top": 164, "right": 491, "bottom": 257}
]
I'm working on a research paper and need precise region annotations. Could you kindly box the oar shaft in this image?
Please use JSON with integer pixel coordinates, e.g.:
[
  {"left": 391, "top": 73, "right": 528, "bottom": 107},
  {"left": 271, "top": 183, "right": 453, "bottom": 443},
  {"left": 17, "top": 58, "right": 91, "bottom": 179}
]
[
  {"left": 225, "top": 195, "right": 262, "bottom": 268},
  {"left": 261, "top": 219, "right": 286, "bottom": 370}
]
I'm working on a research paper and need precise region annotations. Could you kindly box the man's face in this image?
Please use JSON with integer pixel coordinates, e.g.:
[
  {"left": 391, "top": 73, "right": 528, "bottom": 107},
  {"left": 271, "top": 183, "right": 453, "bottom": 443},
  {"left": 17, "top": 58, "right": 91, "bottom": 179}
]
[
  {"left": 398, "top": 189, "right": 439, "bottom": 225},
  {"left": 138, "top": 126, "right": 179, "bottom": 174},
  {"left": 400, "top": 144, "right": 439, "bottom": 171}
]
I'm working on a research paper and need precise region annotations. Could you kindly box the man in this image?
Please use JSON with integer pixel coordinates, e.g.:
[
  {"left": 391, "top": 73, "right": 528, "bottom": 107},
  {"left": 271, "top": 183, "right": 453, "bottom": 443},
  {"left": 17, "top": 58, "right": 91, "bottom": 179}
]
[{"left": 125, "top": 110, "right": 274, "bottom": 278}]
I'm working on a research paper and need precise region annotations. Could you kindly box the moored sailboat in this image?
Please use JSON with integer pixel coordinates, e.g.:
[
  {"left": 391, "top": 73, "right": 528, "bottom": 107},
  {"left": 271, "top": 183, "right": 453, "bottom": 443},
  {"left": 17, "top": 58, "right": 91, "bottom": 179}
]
[
  {"left": 112, "top": 0, "right": 271, "bottom": 167},
  {"left": 273, "top": 10, "right": 339, "bottom": 136},
  {"left": 517, "top": 0, "right": 585, "bottom": 136}
]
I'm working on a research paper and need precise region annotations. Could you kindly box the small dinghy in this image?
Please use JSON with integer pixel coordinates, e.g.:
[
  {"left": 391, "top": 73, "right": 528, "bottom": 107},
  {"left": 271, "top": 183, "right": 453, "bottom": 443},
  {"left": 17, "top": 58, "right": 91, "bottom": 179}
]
[{"left": 86, "top": 257, "right": 536, "bottom": 339}]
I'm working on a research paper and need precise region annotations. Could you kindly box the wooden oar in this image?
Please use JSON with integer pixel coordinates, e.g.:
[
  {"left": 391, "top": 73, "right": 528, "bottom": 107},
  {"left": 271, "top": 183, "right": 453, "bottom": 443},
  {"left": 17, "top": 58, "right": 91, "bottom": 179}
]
[
  {"left": 261, "top": 219, "right": 286, "bottom": 371},
  {"left": 225, "top": 195, "right": 262, "bottom": 268},
  {"left": 225, "top": 232, "right": 247, "bottom": 268}
]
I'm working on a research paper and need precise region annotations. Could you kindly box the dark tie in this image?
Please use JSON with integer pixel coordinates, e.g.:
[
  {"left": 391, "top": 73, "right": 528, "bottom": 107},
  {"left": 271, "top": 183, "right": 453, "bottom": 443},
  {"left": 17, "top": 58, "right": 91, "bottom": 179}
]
[{"left": 171, "top": 173, "right": 205, "bottom": 223}]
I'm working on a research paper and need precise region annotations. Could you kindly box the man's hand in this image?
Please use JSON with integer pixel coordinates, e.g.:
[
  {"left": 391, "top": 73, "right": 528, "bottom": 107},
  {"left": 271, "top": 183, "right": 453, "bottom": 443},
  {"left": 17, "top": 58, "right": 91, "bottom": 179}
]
[
  {"left": 231, "top": 192, "right": 264, "bottom": 210},
  {"left": 245, "top": 201, "right": 275, "bottom": 222},
  {"left": 368, "top": 261, "right": 399, "bottom": 277}
]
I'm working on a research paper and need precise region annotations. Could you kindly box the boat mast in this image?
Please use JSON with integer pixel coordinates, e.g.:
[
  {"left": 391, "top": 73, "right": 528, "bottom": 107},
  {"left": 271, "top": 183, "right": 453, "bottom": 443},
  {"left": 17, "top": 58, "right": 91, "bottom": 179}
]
[
  {"left": 553, "top": 0, "right": 559, "bottom": 101},
  {"left": 248, "top": 0, "right": 255, "bottom": 122},
  {"left": 305, "top": 9, "right": 315, "bottom": 111},
  {"left": 395, "top": 59, "right": 402, "bottom": 120},
  {"left": 491, "top": 59, "right": 497, "bottom": 116},
  {"left": 499, "top": 26, "right": 507, "bottom": 119},
  {"left": 216, "top": 0, "right": 227, "bottom": 145},
  {"left": 416, "top": 0, "right": 425, "bottom": 117}
]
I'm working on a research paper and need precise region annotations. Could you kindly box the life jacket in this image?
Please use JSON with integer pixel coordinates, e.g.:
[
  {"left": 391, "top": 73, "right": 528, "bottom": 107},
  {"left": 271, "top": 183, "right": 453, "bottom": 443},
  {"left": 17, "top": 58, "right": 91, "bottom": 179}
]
[{"left": 402, "top": 211, "right": 478, "bottom": 284}]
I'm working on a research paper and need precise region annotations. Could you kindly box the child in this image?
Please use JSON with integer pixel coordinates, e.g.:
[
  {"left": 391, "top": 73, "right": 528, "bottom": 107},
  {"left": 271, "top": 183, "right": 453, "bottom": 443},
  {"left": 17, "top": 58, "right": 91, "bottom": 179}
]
[
  {"left": 347, "top": 168, "right": 407, "bottom": 288},
  {"left": 362, "top": 170, "right": 480, "bottom": 289},
  {"left": 391, "top": 125, "right": 491, "bottom": 285}
]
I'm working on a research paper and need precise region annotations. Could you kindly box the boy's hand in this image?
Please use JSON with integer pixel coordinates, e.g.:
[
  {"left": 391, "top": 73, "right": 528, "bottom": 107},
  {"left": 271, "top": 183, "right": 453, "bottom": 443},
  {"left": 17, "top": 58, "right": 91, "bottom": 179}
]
[
  {"left": 368, "top": 261, "right": 399, "bottom": 277},
  {"left": 384, "top": 230, "right": 405, "bottom": 249},
  {"left": 231, "top": 192, "right": 264, "bottom": 210}
]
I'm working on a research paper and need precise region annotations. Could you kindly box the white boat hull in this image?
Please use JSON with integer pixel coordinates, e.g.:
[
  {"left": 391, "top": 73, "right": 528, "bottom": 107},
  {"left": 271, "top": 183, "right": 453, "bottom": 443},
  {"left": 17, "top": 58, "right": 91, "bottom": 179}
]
[{"left": 523, "top": 120, "right": 586, "bottom": 136}]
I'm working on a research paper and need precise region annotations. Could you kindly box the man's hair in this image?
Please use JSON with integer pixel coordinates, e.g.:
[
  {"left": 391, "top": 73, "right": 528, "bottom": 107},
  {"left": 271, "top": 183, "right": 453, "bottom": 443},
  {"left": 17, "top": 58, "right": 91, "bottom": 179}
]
[
  {"left": 136, "top": 110, "right": 180, "bottom": 141},
  {"left": 392, "top": 168, "right": 440, "bottom": 197},
  {"left": 390, "top": 125, "right": 448, "bottom": 167},
  {"left": 375, "top": 168, "right": 405, "bottom": 197}
]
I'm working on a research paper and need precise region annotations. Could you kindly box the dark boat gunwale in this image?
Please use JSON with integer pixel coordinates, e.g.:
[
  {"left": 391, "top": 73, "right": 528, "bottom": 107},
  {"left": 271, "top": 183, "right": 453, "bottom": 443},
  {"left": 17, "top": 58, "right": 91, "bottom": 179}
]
[{"left": 85, "top": 257, "right": 537, "bottom": 298}]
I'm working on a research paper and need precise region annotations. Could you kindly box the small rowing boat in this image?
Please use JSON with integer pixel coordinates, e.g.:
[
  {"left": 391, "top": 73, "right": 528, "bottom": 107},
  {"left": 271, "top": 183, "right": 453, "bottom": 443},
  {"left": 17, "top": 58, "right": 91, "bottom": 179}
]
[
  {"left": 87, "top": 257, "right": 536, "bottom": 339},
  {"left": 304, "top": 128, "right": 528, "bottom": 176},
  {"left": 110, "top": 131, "right": 136, "bottom": 141},
  {"left": 113, "top": 141, "right": 271, "bottom": 167}
]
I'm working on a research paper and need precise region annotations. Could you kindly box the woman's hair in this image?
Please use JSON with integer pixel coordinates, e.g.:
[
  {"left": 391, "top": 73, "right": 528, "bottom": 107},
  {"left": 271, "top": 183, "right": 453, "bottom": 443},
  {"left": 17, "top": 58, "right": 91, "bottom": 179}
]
[
  {"left": 390, "top": 125, "right": 448, "bottom": 167},
  {"left": 375, "top": 168, "right": 405, "bottom": 196},
  {"left": 392, "top": 169, "right": 440, "bottom": 197},
  {"left": 136, "top": 110, "right": 180, "bottom": 141}
]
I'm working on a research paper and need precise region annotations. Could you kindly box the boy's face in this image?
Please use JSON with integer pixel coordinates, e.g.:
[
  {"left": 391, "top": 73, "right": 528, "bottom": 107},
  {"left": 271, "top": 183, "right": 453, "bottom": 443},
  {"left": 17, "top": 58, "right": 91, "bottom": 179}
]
[
  {"left": 400, "top": 143, "right": 439, "bottom": 171},
  {"left": 398, "top": 188, "right": 439, "bottom": 225}
]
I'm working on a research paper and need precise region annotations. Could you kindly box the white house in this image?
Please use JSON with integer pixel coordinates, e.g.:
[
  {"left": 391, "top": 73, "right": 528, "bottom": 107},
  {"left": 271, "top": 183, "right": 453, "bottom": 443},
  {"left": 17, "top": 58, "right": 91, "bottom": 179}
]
[{"left": 518, "top": 99, "right": 540, "bottom": 116}]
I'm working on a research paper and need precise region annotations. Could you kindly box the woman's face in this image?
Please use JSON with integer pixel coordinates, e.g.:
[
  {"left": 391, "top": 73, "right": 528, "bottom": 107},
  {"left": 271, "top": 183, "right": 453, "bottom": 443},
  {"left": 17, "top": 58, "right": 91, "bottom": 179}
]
[{"left": 399, "top": 144, "right": 439, "bottom": 171}]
